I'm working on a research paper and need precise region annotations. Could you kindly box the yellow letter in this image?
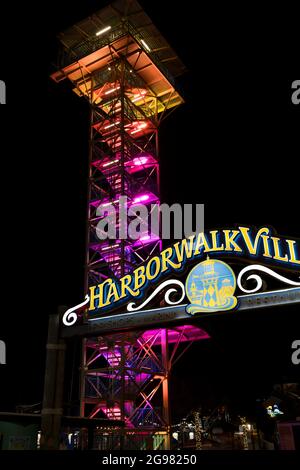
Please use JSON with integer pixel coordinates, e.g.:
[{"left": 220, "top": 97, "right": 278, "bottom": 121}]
[
  {"left": 194, "top": 233, "right": 211, "bottom": 255},
  {"left": 105, "top": 282, "right": 120, "bottom": 306},
  {"left": 161, "top": 247, "right": 182, "bottom": 273},
  {"left": 223, "top": 230, "right": 242, "bottom": 252},
  {"left": 89, "top": 279, "right": 112, "bottom": 310},
  {"left": 272, "top": 237, "right": 288, "bottom": 262},
  {"left": 146, "top": 256, "right": 161, "bottom": 280},
  {"left": 120, "top": 274, "right": 139, "bottom": 298},
  {"left": 286, "top": 239, "right": 300, "bottom": 265},
  {"left": 133, "top": 265, "right": 146, "bottom": 291},
  {"left": 209, "top": 230, "right": 224, "bottom": 251},
  {"left": 239, "top": 226, "right": 269, "bottom": 255},
  {"left": 261, "top": 234, "right": 272, "bottom": 258},
  {"left": 173, "top": 236, "right": 195, "bottom": 264}
]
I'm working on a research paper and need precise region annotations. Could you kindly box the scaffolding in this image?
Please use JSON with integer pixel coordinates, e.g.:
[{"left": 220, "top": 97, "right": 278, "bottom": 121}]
[{"left": 51, "top": 0, "right": 208, "bottom": 449}]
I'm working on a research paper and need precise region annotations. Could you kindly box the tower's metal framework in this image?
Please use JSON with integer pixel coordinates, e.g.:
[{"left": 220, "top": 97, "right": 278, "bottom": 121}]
[{"left": 52, "top": 0, "right": 208, "bottom": 449}]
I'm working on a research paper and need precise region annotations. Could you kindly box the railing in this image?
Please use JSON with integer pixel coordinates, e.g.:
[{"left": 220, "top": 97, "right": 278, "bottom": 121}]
[{"left": 58, "top": 21, "right": 175, "bottom": 87}]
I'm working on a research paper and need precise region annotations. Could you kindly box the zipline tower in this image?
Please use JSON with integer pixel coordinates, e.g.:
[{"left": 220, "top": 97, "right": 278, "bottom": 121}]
[{"left": 52, "top": 0, "right": 208, "bottom": 449}]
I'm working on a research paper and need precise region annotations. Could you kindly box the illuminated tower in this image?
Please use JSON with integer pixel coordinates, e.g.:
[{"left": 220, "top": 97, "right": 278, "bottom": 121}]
[{"left": 52, "top": 0, "right": 209, "bottom": 449}]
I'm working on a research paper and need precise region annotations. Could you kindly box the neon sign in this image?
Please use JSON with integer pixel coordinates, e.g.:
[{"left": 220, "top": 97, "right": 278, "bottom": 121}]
[{"left": 63, "top": 226, "right": 300, "bottom": 326}]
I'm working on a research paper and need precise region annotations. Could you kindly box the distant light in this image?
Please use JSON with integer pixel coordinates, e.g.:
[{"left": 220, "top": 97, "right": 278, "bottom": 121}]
[
  {"left": 141, "top": 39, "right": 151, "bottom": 52},
  {"left": 96, "top": 25, "right": 111, "bottom": 36}
]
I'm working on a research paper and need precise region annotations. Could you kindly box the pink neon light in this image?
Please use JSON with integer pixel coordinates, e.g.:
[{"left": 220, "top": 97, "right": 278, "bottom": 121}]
[
  {"left": 133, "top": 156, "right": 148, "bottom": 166},
  {"left": 133, "top": 194, "right": 150, "bottom": 203},
  {"left": 132, "top": 233, "right": 161, "bottom": 247},
  {"left": 102, "top": 159, "right": 120, "bottom": 167},
  {"left": 103, "top": 256, "right": 121, "bottom": 262},
  {"left": 140, "top": 235, "right": 151, "bottom": 241},
  {"left": 100, "top": 198, "right": 120, "bottom": 208},
  {"left": 101, "top": 244, "right": 120, "bottom": 252},
  {"left": 141, "top": 326, "right": 210, "bottom": 345}
]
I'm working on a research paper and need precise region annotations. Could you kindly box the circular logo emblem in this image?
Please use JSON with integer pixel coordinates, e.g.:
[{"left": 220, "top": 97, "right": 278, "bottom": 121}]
[{"left": 186, "top": 258, "right": 237, "bottom": 315}]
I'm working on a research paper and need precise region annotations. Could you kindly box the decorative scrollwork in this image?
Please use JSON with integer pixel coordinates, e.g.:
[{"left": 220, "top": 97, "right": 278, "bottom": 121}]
[
  {"left": 127, "top": 280, "right": 185, "bottom": 312},
  {"left": 237, "top": 265, "right": 300, "bottom": 294},
  {"left": 62, "top": 295, "right": 90, "bottom": 326}
]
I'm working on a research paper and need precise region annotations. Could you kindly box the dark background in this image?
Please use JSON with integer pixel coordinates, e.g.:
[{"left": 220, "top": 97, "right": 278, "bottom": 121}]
[{"left": 0, "top": 1, "right": 299, "bottom": 419}]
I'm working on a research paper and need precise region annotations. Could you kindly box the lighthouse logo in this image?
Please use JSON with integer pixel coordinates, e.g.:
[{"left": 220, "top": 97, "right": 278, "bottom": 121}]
[{"left": 185, "top": 258, "right": 238, "bottom": 315}]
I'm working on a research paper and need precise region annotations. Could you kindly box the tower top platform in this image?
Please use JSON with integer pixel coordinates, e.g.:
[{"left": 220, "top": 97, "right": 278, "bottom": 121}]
[{"left": 51, "top": 0, "right": 185, "bottom": 110}]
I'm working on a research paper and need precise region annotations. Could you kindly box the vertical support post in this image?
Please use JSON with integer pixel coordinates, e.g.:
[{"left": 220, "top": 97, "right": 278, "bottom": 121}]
[
  {"left": 80, "top": 338, "right": 87, "bottom": 417},
  {"left": 241, "top": 417, "right": 249, "bottom": 450},
  {"left": 80, "top": 75, "right": 94, "bottom": 419},
  {"left": 155, "top": 129, "right": 162, "bottom": 251},
  {"left": 52, "top": 329, "right": 66, "bottom": 447},
  {"left": 120, "top": 338, "right": 126, "bottom": 450},
  {"left": 161, "top": 328, "right": 170, "bottom": 450},
  {"left": 120, "top": 59, "right": 126, "bottom": 278},
  {"left": 194, "top": 411, "right": 202, "bottom": 450},
  {"left": 41, "top": 307, "right": 66, "bottom": 449}
]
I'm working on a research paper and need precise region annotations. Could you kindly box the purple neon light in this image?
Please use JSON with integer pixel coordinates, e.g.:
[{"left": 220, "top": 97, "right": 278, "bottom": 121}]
[
  {"left": 142, "top": 326, "right": 210, "bottom": 345},
  {"left": 132, "top": 233, "right": 160, "bottom": 246},
  {"left": 133, "top": 156, "right": 148, "bottom": 166},
  {"left": 133, "top": 194, "right": 150, "bottom": 203}
]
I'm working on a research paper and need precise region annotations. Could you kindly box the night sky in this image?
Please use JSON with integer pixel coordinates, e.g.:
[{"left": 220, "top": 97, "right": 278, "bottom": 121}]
[{"left": 0, "top": 1, "right": 299, "bottom": 420}]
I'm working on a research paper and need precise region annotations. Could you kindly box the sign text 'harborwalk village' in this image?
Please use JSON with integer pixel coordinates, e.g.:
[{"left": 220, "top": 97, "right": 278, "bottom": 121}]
[{"left": 63, "top": 226, "right": 300, "bottom": 326}]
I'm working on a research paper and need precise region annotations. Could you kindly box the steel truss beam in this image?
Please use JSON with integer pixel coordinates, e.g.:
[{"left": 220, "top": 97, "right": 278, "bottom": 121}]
[{"left": 52, "top": 12, "right": 185, "bottom": 449}]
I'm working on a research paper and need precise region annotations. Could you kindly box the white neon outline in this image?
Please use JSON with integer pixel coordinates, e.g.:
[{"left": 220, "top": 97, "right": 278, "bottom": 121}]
[
  {"left": 127, "top": 279, "right": 185, "bottom": 312},
  {"left": 65, "top": 286, "right": 300, "bottom": 325},
  {"left": 237, "top": 265, "right": 300, "bottom": 294},
  {"left": 62, "top": 295, "right": 90, "bottom": 326}
]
